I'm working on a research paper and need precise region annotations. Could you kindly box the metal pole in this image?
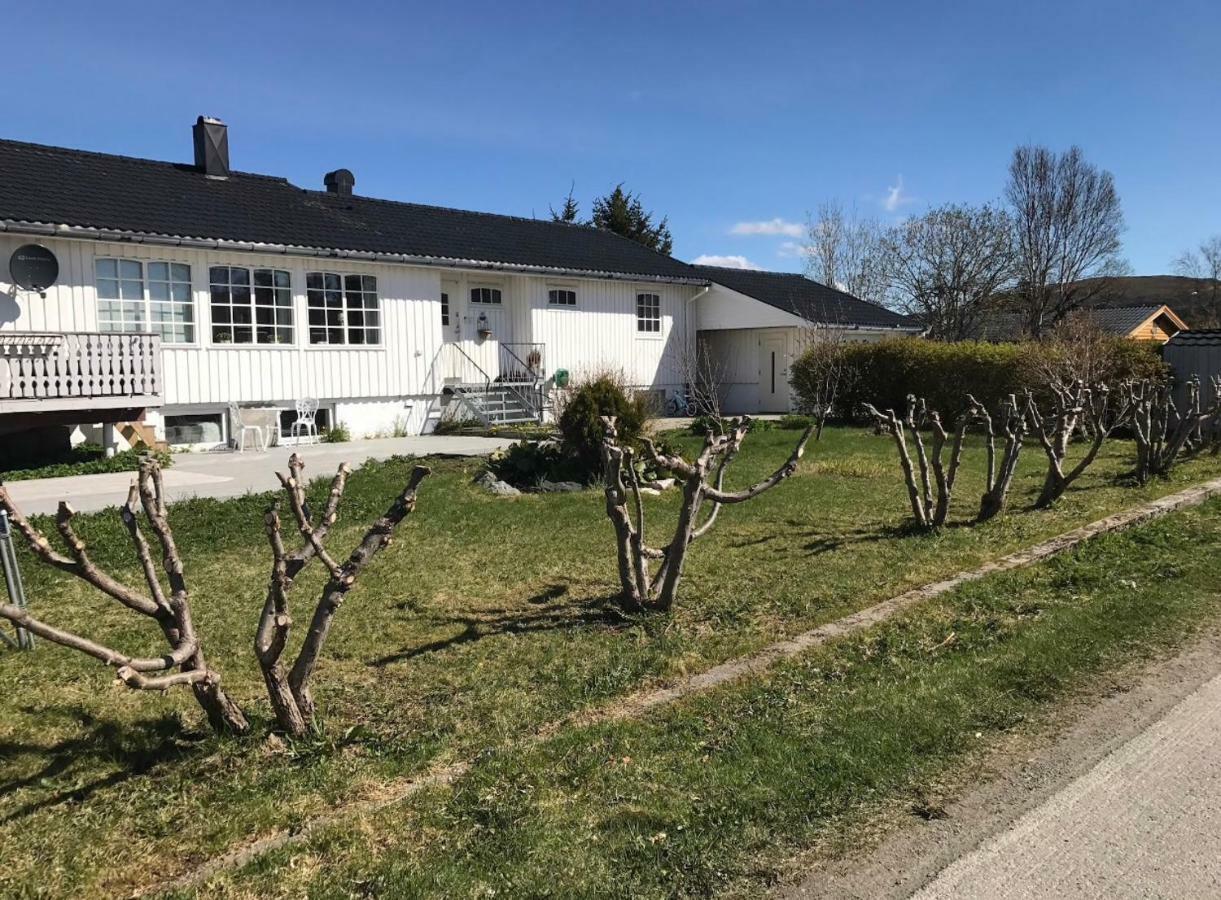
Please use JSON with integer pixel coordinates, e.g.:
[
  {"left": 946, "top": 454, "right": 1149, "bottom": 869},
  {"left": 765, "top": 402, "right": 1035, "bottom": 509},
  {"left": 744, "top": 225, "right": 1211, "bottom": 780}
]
[{"left": 0, "top": 509, "right": 33, "bottom": 650}]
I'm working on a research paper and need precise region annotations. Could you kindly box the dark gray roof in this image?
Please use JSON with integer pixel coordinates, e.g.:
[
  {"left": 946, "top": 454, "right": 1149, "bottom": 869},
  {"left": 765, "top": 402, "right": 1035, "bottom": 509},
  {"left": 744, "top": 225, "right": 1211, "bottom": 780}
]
[
  {"left": 0, "top": 138, "right": 700, "bottom": 282},
  {"left": 690, "top": 264, "right": 916, "bottom": 329},
  {"left": 973, "top": 305, "right": 1176, "bottom": 341},
  {"left": 1167, "top": 330, "right": 1221, "bottom": 347}
]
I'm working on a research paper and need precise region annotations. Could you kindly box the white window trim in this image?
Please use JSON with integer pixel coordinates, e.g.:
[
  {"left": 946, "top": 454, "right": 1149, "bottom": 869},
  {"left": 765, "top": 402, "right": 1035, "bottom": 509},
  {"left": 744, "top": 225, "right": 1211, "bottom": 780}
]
[
  {"left": 95, "top": 257, "right": 199, "bottom": 346},
  {"left": 469, "top": 283, "right": 504, "bottom": 305},
  {"left": 305, "top": 270, "right": 383, "bottom": 347},
  {"left": 208, "top": 265, "right": 297, "bottom": 348},
  {"left": 546, "top": 285, "right": 578, "bottom": 308},
  {"left": 635, "top": 291, "right": 663, "bottom": 339}
]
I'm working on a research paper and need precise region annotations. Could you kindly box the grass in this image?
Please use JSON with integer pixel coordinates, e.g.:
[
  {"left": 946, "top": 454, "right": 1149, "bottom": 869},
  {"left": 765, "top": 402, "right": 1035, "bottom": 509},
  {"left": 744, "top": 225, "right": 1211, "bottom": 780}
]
[
  {"left": 0, "top": 425, "right": 1219, "bottom": 896},
  {"left": 0, "top": 444, "right": 172, "bottom": 481},
  {"left": 196, "top": 496, "right": 1221, "bottom": 898}
]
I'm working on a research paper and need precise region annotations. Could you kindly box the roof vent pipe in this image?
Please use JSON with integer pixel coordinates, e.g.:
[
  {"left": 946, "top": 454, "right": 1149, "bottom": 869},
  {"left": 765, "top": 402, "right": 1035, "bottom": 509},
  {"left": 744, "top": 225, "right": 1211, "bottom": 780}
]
[
  {"left": 192, "top": 116, "right": 230, "bottom": 177},
  {"left": 324, "top": 168, "right": 355, "bottom": 195}
]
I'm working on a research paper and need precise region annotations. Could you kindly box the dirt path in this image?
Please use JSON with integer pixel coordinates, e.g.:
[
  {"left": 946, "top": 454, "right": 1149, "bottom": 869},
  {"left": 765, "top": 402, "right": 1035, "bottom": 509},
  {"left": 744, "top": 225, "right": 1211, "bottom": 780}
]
[{"left": 781, "top": 630, "right": 1221, "bottom": 899}]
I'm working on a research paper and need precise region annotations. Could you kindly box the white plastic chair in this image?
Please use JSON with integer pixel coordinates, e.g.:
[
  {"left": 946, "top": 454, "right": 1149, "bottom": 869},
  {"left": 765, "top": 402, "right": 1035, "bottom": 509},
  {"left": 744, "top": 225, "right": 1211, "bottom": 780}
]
[
  {"left": 290, "top": 398, "right": 320, "bottom": 442},
  {"left": 228, "top": 401, "right": 267, "bottom": 453}
]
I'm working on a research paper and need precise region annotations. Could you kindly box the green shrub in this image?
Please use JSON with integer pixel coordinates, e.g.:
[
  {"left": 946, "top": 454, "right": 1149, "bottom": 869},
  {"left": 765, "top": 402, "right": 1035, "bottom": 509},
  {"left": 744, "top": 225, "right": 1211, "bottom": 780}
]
[
  {"left": 1, "top": 444, "right": 172, "bottom": 482},
  {"left": 776, "top": 414, "right": 814, "bottom": 430},
  {"left": 488, "top": 440, "right": 576, "bottom": 487},
  {"left": 321, "top": 423, "right": 351, "bottom": 443},
  {"left": 689, "top": 415, "right": 775, "bottom": 436},
  {"left": 557, "top": 374, "right": 650, "bottom": 479},
  {"left": 793, "top": 336, "right": 1167, "bottom": 419}
]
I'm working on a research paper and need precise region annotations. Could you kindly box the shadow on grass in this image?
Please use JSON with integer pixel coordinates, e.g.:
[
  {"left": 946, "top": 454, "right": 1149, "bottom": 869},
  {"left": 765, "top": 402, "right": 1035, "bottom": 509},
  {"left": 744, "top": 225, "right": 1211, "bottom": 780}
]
[
  {"left": 799, "top": 522, "right": 920, "bottom": 556},
  {"left": 370, "top": 586, "right": 630, "bottom": 667},
  {"left": 0, "top": 708, "right": 203, "bottom": 823}
]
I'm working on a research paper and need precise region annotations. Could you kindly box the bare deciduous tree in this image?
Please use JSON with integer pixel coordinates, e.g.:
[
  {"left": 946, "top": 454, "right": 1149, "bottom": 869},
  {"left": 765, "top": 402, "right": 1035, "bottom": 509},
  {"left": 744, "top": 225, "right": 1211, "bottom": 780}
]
[
  {"left": 259, "top": 454, "right": 430, "bottom": 736},
  {"left": 0, "top": 458, "right": 249, "bottom": 734},
  {"left": 601, "top": 415, "right": 815, "bottom": 612},
  {"left": 862, "top": 395, "right": 972, "bottom": 529},
  {"left": 883, "top": 202, "right": 1015, "bottom": 340},
  {"left": 971, "top": 394, "right": 1026, "bottom": 522},
  {"left": 1172, "top": 236, "right": 1221, "bottom": 327},
  {"left": 791, "top": 326, "right": 858, "bottom": 440},
  {"left": 805, "top": 200, "right": 889, "bottom": 306},
  {"left": 1125, "top": 376, "right": 1221, "bottom": 484},
  {"left": 1025, "top": 381, "right": 1131, "bottom": 508},
  {"left": 1006, "top": 145, "right": 1126, "bottom": 337}
]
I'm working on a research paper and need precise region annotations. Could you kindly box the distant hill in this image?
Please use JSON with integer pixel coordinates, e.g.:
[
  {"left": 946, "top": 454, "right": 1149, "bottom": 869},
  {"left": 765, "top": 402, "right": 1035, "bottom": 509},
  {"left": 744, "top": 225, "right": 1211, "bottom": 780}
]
[{"left": 1073, "top": 275, "right": 1220, "bottom": 328}]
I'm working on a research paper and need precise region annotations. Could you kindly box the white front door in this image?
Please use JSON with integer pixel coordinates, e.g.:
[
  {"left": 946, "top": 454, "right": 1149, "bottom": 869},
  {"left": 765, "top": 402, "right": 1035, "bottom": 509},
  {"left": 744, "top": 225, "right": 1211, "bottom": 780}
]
[{"left": 758, "top": 333, "right": 790, "bottom": 413}]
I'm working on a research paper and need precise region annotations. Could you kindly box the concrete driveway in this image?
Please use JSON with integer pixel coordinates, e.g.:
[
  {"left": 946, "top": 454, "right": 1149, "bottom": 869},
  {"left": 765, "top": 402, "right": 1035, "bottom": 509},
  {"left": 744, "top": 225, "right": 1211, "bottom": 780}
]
[{"left": 4, "top": 434, "right": 514, "bottom": 516}]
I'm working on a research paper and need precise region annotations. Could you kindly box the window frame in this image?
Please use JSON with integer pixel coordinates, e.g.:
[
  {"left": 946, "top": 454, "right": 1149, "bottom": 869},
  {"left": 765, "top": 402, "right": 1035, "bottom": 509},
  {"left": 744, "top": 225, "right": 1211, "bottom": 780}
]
[
  {"left": 305, "top": 271, "right": 382, "bottom": 347},
  {"left": 469, "top": 285, "right": 503, "bottom": 305},
  {"left": 95, "top": 257, "right": 197, "bottom": 345},
  {"left": 208, "top": 265, "right": 296, "bottom": 347},
  {"left": 635, "top": 291, "right": 662, "bottom": 336},
  {"left": 440, "top": 291, "right": 450, "bottom": 327},
  {"left": 547, "top": 287, "right": 578, "bottom": 308}
]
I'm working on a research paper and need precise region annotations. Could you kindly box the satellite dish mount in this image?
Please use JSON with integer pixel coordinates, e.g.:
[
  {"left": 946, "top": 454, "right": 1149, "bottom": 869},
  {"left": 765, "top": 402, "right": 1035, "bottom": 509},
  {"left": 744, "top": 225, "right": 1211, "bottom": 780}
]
[{"left": 9, "top": 244, "right": 60, "bottom": 298}]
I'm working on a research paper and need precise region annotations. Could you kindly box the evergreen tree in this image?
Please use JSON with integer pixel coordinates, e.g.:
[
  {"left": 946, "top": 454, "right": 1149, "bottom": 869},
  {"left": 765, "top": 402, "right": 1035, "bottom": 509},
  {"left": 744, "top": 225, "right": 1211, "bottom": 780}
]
[
  {"left": 590, "top": 184, "right": 673, "bottom": 255},
  {"left": 550, "top": 183, "right": 581, "bottom": 223}
]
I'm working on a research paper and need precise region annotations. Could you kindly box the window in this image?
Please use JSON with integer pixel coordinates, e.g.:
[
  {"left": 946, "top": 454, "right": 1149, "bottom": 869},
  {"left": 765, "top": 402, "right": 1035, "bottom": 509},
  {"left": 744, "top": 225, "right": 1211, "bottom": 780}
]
[
  {"left": 306, "top": 272, "right": 380, "bottom": 345},
  {"left": 96, "top": 258, "right": 194, "bottom": 343},
  {"left": 440, "top": 292, "right": 450, "bottom": 326},
  {"left": 636, "top": 292, "right": 661, "bottom": 333},
  {"left": 163, "top": 412, "right": 223, "bottom": 446},
  {"left": 470, "top": 286, "right": 501, "bottom": 304},
  {"left": 210, "top": 267, "right": 293, "bottom": 344},
  {"left": 548, "top": 288, "right": 577, "bottom": 307}
]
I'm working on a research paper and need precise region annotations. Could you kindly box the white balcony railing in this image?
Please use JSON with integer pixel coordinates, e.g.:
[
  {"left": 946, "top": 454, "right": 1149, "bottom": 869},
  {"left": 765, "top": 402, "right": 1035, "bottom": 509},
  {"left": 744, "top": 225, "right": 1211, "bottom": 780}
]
[{"left": 0, "top": 331, "right": 162, "bottom": 414}]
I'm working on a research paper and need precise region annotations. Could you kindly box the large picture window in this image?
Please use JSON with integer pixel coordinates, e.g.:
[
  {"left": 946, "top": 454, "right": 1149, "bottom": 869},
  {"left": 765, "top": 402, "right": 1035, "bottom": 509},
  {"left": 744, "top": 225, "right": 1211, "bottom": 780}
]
[
  {"left": 306, "top": 272, "right": 380, "bottom": 345},
  {"left": 636, "top": 292, "right": 661, "bottom": 333},
  {"left": 210, "top": 266, "right": 293, "bottom": 345},
  {"left": 96, "top": 258, "right": 194, "bottom": 343}
]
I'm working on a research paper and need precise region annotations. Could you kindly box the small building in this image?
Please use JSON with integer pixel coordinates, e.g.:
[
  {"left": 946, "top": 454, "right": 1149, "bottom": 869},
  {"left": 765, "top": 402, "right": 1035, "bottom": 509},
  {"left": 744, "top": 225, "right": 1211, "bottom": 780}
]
[
  {"left": 692, "top": 265, "right": 920, "bottom": 413},
  {"left": 972, "top": 305, "right": 1187, "bottom": 344},
  {"left": 1164, "top": 330, "right": 1221, "bottom": 408}
]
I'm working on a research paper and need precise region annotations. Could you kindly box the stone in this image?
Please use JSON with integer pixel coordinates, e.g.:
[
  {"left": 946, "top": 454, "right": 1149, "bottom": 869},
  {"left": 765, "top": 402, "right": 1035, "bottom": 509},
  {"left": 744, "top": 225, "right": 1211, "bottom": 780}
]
[{"left": 536, "top": 479, "right": 585, "bottom": 493}]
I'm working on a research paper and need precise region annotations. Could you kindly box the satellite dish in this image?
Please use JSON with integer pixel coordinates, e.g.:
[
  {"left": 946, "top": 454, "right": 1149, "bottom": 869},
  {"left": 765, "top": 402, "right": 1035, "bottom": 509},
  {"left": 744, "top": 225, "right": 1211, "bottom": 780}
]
[{"left": 9, "top": 244, "right": 59, "bottom": 295}]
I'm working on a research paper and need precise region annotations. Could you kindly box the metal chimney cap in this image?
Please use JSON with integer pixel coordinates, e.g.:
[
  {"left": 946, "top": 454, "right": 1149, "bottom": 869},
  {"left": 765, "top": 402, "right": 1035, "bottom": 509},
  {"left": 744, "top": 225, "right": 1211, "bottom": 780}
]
[{"left": 324, "top": 169, "right": 356, "bottom": 195}]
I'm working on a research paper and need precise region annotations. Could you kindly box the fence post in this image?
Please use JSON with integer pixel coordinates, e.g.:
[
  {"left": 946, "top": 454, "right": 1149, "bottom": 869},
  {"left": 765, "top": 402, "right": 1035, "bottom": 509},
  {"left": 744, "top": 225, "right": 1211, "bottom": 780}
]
[{"left": 0, "top": 509, "right": 34, "bottom": 650}]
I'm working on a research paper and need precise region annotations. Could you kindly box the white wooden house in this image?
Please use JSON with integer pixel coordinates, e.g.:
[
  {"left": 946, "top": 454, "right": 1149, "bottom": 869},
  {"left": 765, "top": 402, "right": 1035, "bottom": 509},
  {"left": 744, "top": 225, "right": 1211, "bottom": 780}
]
[{"left": 0, "top": 117, "right": 914, "bottom": 451}]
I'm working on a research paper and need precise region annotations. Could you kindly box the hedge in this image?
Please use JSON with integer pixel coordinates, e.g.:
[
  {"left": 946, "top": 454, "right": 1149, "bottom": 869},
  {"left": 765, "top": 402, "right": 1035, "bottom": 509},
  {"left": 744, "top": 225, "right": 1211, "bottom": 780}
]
[{"left": 791, "top": 337, "right": 1168, "bottom": 419}]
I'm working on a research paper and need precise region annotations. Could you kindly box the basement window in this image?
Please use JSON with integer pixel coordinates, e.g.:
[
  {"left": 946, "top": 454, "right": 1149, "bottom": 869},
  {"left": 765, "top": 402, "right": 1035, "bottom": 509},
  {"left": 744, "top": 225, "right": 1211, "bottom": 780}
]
[
  {"left": 547, "top": 288, "right": 577, "bottom": 307},
  {"left": 96, "top": 258, "right": 195, "bottom": 343},
  {"left": 209, "top": 267, "right": 293, "bottom": 345},
  {"left": 306, "top": 272, "right": 381, "bottom": 345},
  {"left": 470, "top": 286, "right": 502, "bottom": 304},
  {"left": 636, "top": 292, "right": 661, "bottom": 333}
]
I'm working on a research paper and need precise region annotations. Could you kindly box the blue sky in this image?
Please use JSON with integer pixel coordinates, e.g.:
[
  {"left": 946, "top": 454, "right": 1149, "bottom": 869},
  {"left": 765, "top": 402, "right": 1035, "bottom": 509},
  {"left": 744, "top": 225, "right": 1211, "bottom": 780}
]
[{"left": 4, "top": 0, "right": 1218, "bottom": 274}]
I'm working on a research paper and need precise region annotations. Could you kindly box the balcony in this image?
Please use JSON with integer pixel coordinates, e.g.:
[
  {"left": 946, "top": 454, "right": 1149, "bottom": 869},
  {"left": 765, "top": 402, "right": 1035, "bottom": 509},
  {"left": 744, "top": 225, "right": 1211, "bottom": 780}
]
[{"left": 0, "top": 331, "right": 162, "bottom": 418}]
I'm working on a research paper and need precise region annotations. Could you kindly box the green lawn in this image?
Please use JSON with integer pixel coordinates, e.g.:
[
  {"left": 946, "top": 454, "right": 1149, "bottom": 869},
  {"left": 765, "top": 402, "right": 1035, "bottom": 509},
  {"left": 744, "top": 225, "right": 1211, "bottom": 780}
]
[{"left": 0, "top": 425, "right": 1219, "bottom": 896}]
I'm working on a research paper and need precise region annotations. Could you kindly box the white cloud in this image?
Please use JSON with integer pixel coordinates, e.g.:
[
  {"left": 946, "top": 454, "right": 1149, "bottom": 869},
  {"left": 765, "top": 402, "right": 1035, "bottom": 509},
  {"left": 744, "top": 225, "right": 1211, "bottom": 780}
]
[
  {"left": 777, "top": 241, "right": 807, "bottom": 258},
  {"left": 882, "top": 175, "right": 914, "bottom": 213},
  {"left": 729, "top": 218, "right": 804, "bottom": 237},
  {"left": 691, "top": 254, "right": 762, "bottom": 270}
]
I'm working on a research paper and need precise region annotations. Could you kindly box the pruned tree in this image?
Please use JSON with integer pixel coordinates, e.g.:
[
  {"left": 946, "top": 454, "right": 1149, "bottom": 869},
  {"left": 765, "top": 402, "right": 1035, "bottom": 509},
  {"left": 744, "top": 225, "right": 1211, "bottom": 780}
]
[
  {"left": 1006, "top": 145, "right": 1126, "bottom": 337},
  {"left": 882, "top": 202, "right": 1015, "bottom": 340},
  {"left": 971, "top": 393, "right": 1026, "bottom": 522},
  {"left": 0, "top": 458, "right": 249, "bottom": 734},
  {"left": 790, "top": 325, "right": 858, "bottom": 440},
  {"left": 258, "top": 454, "right": 430, "bottom": 736},
  {"left": 601, "top": 415, "right": 815, "bottom": 612},
  {"left": 805, "top": 200, "right": 890, "bottom": 306},
  {"left": 862, "top": 395, "right": 972, "bottom": 530},
  {"left": 1125, "top": 376, "right": 1221, "bottom": 484},
  {"left": 1024, "top": 381, "right": 1131, "bottom": 508}
]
